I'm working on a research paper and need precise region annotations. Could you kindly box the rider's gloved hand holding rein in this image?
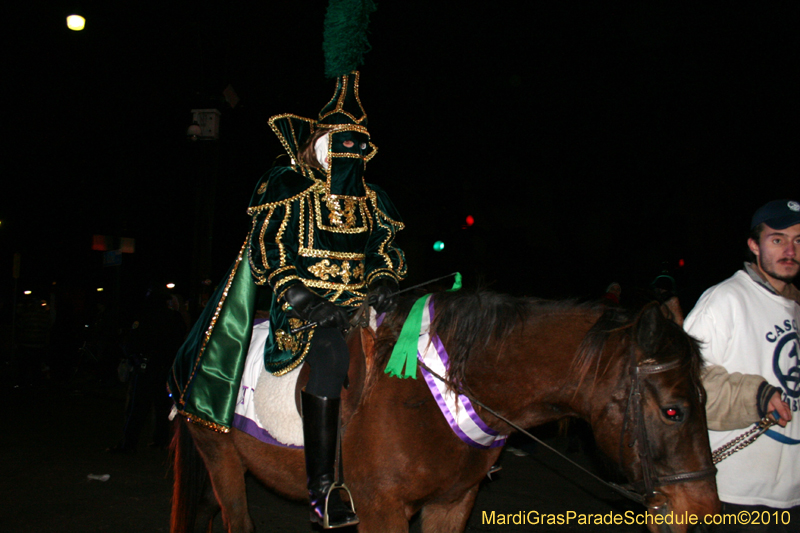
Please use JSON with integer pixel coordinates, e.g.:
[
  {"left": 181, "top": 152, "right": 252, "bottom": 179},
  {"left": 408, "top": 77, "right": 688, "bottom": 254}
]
[
  {"left": 283, "top": 285, "right": 351, "bottom": 331},
  {"left": 367, "top": 277, "right": 399, "bottom": 314}
]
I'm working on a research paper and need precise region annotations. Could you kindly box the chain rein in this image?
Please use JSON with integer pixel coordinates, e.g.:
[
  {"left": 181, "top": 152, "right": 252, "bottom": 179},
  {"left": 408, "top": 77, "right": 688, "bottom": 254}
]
[{"left": 711, "top": 416, "right": 777, "bottom": 464}]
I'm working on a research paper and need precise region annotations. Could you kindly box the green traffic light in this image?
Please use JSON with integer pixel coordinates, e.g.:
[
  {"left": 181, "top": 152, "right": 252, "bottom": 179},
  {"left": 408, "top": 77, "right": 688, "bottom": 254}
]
[{"left": 433, "top": 241, "right": 445, "bottom": 252}]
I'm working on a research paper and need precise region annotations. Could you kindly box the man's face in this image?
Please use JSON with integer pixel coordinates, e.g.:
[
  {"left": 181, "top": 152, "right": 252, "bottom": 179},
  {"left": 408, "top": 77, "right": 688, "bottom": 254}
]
[{"left": 748, "top": 223, "right": 800, "bottom": 285}]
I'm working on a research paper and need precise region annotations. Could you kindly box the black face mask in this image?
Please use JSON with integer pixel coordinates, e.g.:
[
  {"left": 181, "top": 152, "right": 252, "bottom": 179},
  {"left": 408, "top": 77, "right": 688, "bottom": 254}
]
[{"left": 323, "top": 130, "right": 371, "bottom": 197}]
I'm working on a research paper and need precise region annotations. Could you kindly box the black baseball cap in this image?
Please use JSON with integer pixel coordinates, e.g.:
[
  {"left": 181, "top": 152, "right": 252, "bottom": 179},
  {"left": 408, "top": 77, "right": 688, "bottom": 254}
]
[{"left": 751, "top": 200, "right": 800, "bottom": 230}]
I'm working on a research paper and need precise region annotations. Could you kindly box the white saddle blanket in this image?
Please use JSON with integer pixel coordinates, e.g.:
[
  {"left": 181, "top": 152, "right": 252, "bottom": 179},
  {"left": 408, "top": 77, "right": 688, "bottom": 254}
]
[
  {"left": 232, "top": 312, "right": 380, "bottom": 448},
  {"left": 232, "top": 319, "right": 304, "bottom": 448}
]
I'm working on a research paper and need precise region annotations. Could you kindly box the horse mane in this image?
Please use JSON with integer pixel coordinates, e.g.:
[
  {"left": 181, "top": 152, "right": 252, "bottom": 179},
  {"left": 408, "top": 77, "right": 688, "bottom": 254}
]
[
  {"left": 372, "top": 289, "right": 604, "bottom": 390},
  {"left": 571, "top": 303, "right": 704, "bottom": 392},
  {"left": 372, "top": 290, "right": 529, "bottom": 386},
  {"left": 372, "top": 290, "right": 702, "bottom": 404},
  {"left": 429, "top": 290, "right": 532, "bottom": 387}
]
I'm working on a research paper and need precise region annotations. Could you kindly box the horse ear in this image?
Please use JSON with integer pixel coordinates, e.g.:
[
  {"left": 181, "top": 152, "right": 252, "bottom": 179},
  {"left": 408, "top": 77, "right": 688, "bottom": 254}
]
[
  {"left": 636, "top": 302, "right": 665, "bottom": 353},
  {"left": 660, "top": 296, "right": 685, "bottom": 327}
]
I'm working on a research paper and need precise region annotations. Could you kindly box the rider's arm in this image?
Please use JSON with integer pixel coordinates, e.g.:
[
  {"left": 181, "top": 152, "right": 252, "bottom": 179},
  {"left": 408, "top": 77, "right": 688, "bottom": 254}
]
[
  {"left": 364, "top": 185, "right": 407, "bottom": 287},
  {"left": 247, "top": 168, "right": 310, "bottom": 298}
]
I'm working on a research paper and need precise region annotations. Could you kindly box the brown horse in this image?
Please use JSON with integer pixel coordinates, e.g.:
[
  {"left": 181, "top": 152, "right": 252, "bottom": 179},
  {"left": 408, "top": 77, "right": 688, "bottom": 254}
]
[{"left": 170, "top": 290, "right": 720, "bottom": 533}]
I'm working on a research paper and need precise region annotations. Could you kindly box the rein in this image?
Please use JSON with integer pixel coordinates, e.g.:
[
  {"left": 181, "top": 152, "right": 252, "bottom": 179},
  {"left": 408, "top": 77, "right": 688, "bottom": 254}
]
[
  {"left": 711, "top": 415, "right": 778, "bottom": 464},
  {"left": 415, "top": 360, "right": 649, "bottom": 503},
  {"left": 417, "top": 347, "right": 716, "bottom": 506}
]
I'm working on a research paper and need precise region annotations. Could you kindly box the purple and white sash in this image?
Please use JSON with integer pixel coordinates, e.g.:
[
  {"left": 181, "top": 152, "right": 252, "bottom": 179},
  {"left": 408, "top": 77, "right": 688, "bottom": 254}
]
[{"left": 417, "top": 295, "right": 507, "bottom": 449}]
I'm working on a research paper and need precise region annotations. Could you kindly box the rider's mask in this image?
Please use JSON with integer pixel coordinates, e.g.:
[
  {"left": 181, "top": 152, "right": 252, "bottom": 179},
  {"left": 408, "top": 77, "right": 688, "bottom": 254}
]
[{"left": 316, "top": 129, "right": 372, "bottom": 197}]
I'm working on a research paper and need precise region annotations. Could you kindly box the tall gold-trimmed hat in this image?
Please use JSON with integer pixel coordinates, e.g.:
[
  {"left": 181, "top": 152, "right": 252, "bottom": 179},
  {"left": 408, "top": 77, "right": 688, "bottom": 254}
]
[
  {"left": 269, "top": 0, "right": 376, "bottom": 159},
  {"left": 318, "top": 71, "right": 368, "bottom": 131}
]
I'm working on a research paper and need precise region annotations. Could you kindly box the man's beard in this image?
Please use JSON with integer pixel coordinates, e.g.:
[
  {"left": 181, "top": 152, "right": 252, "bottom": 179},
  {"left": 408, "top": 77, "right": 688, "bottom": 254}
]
[{"left": 761, "top": 258, "right": 800, "bottom": 283}]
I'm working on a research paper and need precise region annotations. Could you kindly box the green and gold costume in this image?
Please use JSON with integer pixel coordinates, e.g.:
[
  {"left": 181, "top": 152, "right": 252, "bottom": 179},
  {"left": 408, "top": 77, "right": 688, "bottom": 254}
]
[{"left": 168, "top": 73, "right": 406, "bottom": 431}]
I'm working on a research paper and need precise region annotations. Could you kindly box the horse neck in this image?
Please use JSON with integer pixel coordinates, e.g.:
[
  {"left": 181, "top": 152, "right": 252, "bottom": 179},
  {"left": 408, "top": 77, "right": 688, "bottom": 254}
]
[{"left": 462, "top": 307, "right": 613, "bottom": 429}]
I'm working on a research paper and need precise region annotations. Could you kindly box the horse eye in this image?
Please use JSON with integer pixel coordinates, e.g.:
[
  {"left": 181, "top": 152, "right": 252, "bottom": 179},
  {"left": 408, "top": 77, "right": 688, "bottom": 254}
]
[{"left": 663, "top": 407, "right": 684, "bottom": 422}]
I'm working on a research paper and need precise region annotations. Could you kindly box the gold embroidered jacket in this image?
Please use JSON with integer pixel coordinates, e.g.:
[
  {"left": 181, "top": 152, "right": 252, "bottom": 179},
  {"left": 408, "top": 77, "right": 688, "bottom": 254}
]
[{"left": 246, "top": 164, "right": 406, "bottom": 375}]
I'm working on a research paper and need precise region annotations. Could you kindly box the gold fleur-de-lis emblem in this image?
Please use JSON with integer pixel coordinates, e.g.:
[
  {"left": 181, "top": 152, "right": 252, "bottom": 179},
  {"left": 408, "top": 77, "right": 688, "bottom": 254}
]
[{"left": 308, "top": 260, "right": 363, "bottom": 285}]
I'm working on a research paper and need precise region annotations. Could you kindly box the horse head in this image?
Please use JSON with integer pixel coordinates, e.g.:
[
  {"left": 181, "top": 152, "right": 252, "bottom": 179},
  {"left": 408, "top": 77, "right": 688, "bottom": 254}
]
[{"left": 587, "top": 303, "right": 720, "bottom": 532}]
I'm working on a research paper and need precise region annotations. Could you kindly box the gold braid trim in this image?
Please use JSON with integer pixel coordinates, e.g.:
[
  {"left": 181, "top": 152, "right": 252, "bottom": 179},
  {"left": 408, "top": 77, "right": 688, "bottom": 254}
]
[
  {"left": 266, "top": 113, "right": 316, "bottom": 162},
  {"left": 247, "top": 186, "right": 314, "bottom": 215},
  {"left": 329, "top": 152, "right": 365, "bottom": 160},
  {"left": 274, "top": 275, "right": 301, "bottom": 298},
  {"left": 366, "top": 188, "right": 406, "bottom": 229},
  {"left": 299, "top": 248, "right": 365, "bottom": 260},
  {"left": 268, "top": 344, "right": 312, "bottom": 376},
  {"left": 178, "top": 410, "right": 231, "bottom": 433},
  {"left": 366, "top": 269, "right": 399, "bottom": 285},
  {"left": 313, "top": 192, "right": 369, "bottom": 234},
  {"left": 303, "top": 278, "right": 366, "bottom": 291},
  {"left": 268, "top": 265, "right": 297, "bottom": 283},
  {"left": 257, "top": 205, "right": 274, "bottom": 271}
]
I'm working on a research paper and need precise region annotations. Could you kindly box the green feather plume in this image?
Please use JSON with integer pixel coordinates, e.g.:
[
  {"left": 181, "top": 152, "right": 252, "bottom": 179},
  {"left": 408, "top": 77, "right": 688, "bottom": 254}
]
[{"left": 323, "top": 0, "right": 377, "bottom": 78}]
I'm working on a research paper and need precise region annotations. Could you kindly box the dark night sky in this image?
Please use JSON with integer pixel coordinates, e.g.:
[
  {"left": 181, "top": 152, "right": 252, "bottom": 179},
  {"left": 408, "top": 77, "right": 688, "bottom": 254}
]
[{"left": 2, "top": 3, "right": 799, "bottom": 313}]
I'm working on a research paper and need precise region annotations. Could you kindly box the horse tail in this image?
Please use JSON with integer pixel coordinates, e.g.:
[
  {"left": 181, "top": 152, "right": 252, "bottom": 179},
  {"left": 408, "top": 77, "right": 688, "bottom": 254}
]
[{"left": 170, "top": 417, "right": 210, "bottom": 533}]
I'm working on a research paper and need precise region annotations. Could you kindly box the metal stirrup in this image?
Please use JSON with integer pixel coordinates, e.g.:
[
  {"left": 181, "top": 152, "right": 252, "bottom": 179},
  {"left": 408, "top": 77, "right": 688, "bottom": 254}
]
[{"left": 323, "top": 409, "right": 357, "bottom": 529}]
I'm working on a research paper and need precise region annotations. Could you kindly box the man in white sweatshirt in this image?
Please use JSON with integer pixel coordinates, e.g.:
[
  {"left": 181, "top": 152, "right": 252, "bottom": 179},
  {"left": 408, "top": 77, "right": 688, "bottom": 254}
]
[{"left": 685, "top": 199, "right": 800, "bottom": 531}]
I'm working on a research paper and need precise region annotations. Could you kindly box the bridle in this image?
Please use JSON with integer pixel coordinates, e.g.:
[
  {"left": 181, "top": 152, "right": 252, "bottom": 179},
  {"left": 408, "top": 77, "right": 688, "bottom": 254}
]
[
  {"left": 620, "top": 349, "right": 716, "bottom": 501},
  {"left": 417, "top": 339, "right": 716, "bottom": 506}
]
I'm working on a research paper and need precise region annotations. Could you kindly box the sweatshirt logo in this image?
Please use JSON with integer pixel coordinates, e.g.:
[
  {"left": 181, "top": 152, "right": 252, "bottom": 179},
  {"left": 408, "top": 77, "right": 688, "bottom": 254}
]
[{"left": 772, "top": 332, "right": 800, "bottom": 398}]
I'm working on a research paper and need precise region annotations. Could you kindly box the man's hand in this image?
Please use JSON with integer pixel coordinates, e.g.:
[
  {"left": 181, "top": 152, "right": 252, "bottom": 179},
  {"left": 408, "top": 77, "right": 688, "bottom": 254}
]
[{"left": 768, "top": 391, "right": 792, "bottom": 427}]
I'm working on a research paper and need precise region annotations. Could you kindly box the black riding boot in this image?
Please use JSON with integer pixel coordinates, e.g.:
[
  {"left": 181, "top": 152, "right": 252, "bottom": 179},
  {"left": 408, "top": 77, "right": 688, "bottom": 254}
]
[{"left": 302, "top": 391, "right": 359, "bottom": 529}]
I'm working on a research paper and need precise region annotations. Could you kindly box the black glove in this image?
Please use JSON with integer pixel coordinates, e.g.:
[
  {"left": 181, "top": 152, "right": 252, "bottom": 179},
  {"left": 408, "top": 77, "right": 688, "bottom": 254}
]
[
  {"left": 367, "top": 278, "right": 399, "bottom": 314},
  {"left": 283, "top": 285, "right": 350, "bottom": 331}
]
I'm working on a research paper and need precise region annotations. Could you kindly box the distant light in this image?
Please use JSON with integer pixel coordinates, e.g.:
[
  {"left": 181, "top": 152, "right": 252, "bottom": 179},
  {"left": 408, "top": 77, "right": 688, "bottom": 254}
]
[
  {"left": 23, "top": 290, "right": 32, "bottom": 295},
  {"left": 186, "top": 123, "right": 202, "bottom": 141},
  {"left": 465, "top": 215, "right": 474, "bottom": 226},
  {"left": 97, "top": 287, "right": 104, "bottom": 292},
  {"left": 166, "top": 283, "right": 176, "bottom": 289},
  {"left": 66, "top": 15, "right": 86, "bottom": 31},
  {"left": 433, "top": 241, "right": 445, "bottom": 252},
  {"left": 678, "top": 259, "right": 685, "bottom": 267}
]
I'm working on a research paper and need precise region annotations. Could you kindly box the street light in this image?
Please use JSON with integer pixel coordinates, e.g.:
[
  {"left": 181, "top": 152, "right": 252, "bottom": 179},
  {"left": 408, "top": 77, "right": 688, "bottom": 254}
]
[
  {"left": 186, "top": 122, "right": 202, "bottom": 141},
  {"left": 66, "top": 15, "right": 86, "bottom": 31}
]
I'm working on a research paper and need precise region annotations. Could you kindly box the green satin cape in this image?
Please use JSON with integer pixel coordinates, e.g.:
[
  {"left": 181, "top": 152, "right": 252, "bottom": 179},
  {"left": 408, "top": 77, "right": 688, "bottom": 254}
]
[{"left": 167, "top": 243, "right": 256, "bottom": 431}]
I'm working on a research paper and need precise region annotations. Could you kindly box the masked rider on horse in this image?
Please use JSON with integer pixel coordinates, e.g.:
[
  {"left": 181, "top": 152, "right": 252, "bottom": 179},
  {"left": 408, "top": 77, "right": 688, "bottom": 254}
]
[{"left": 168, "top": 70, "right": 406, "bottom": 528}]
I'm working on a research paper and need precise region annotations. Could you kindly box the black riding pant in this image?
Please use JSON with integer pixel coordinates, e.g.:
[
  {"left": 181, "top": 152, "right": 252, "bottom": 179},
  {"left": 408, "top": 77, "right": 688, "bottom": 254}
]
[{"left": 304, "top": 327, "right": 349, "bottom": 399}]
